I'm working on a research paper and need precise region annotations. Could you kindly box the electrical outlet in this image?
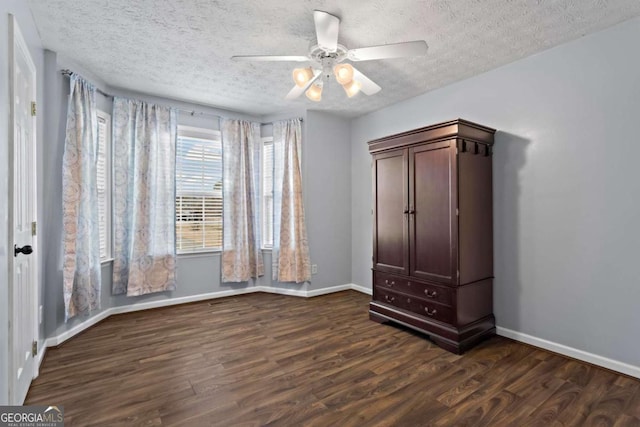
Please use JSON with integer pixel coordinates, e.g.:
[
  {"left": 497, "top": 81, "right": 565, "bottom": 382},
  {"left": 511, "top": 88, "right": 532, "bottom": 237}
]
[
  {"left": 311, "top": 264, "right": 318, "bottom": 275},
  {"left": 39, "top": 305, "right": 43, "bottom": 325}
]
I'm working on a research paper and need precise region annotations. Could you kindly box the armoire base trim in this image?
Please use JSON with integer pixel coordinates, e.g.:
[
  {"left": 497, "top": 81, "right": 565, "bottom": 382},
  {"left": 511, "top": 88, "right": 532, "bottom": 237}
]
[{"left": 369, "top": 302, "right": 495, "bottom": 354}]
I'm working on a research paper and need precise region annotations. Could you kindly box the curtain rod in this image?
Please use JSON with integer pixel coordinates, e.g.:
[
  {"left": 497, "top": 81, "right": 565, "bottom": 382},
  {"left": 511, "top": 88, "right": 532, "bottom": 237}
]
[
  {"left": 61, "top": 69, "right": 112, "bottom": 98},
  {"left": 60, "top": 69, "right": 303, "bottom": 122}
]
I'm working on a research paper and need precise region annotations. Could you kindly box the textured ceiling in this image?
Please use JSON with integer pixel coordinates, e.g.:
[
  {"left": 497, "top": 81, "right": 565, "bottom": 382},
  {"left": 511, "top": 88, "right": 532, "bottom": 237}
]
[{"left": 27, "top": 0, "right": 640, "bottom": 118}]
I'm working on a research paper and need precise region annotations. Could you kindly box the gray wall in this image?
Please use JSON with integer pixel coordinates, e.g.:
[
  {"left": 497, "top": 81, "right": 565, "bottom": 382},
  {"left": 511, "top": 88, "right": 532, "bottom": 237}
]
[
  {"left": 260, "top": 110, "right": 353, "bottom": 292},
  {"left": 0, "top": 2, "right": 45, "bottom": 404},
  {"left": 301, "top": 110, "right": 352, "bottom": 290},
  {"left": 350, "top": 17, "right": 640, "bottom": 367}
]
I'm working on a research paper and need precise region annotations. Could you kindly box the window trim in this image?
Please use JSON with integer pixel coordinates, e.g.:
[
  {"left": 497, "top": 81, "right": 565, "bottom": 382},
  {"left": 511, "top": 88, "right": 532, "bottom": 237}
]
[
  {"left": 97, "top": 109, "right": 112, "bottom": 263},
  {"left": 261, "top": 136, "right": 274, "bottom": 250},
  {"left": 175, "top": 125, "right": 223, "bottom": 254},
  {"left": 178, "top": 125, "right": 221, "bottom": 141}
]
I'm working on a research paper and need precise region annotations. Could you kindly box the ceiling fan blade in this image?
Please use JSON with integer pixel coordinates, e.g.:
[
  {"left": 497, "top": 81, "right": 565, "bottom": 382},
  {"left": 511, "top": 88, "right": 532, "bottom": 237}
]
[
  {"left": 231, "top": 55, "right": 309, "bottom": 62},
  {"left": 314, "top": 10, "right": 340, "bottom": 52},
  {"left": 352, "top": 67, "right": 381, "bottom": 96},
  {"left": 347, "top": 40, "right": 428, "bottom": 61},
  {"left": 285, "top": 69, "right": 322, "bottom": 100}
]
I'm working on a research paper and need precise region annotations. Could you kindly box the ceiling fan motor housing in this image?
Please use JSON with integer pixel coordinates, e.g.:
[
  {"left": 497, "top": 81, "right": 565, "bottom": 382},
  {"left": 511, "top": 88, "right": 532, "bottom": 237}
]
[{"left": 310, "top": 44, "right": 348, "bottom": 80}]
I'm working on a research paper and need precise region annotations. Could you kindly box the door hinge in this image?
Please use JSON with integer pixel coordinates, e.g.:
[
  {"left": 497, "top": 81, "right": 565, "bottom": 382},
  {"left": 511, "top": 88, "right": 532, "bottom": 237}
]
[
  {"left": 32, "top": 340, "right": 38, "bottom": 357},
  {"left": 456, "top": 208, "right": 459, "bottom": 216},
  {"left": 457, "top": 270, "right": 460, "bottom": 278},
  {"left": 31, "top": 221, "right": 37, "bottom": 236},
  {"left": 31, "top": 101, "right": 37, "bottom": 116}
]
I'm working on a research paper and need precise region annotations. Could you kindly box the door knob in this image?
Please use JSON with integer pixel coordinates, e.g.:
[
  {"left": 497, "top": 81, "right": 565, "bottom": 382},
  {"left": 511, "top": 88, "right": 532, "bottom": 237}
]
[{"left": 14, "top": 244, "right": 33, "bottom": 257}]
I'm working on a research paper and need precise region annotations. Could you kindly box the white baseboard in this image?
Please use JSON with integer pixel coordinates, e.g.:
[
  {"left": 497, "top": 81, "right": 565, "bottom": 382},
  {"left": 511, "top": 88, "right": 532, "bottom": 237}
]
[
  {"left": 47, "top": 309, "right": 112, "bottom": 347},
  {"left": 261, "top": 285, "right": 309, "bottom": 298},
  {"left": 33, "top": 341, "right": 47, "bottom": 379},
  {"left": 306, "top": 284, "right": 353, "bottom": 297},
  {"left": 43, "top": 283, "right": 369, "bottom": 350},
  {"left": 496, "top": 326, "right": 640, "bottom": 379},
  {"left": 349, "top": 283, "right": 372, "bottom": 295},
  {"left": 109, "top": 287, "right": 258, "bottom": 317}
]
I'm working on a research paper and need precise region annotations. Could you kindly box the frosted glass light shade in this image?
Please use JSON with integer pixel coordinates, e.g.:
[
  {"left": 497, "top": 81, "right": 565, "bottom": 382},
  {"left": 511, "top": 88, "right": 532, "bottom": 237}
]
[
  {"left": 334, "top": 63, "right": 354, "bottom": 85},
  {"left": 292, "top": 67, "right": 314, "bottom": 87},
  {"left": 342, "top": 80, "right": 362, "bottom": 97},
  {"left": 305, "top": 83, "right": 323, "bottom": 101}
]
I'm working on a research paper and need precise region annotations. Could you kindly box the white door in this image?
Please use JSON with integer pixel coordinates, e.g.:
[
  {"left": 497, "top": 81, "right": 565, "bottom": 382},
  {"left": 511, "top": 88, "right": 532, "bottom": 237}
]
[{"left": 8, "top": 14, "right": 39, "bottom": 406}]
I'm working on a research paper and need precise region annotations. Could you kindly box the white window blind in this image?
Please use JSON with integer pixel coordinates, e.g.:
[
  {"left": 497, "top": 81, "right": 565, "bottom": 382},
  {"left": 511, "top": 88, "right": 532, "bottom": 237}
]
[
  {"left": 262, "top": 139, "right": 274, "bottom": 248},
  {"left": 176, "top": 129, "right": 223, "bottom": 252},
  {"left": 96, "top": 112, "right": 111, "bottom": 260}
]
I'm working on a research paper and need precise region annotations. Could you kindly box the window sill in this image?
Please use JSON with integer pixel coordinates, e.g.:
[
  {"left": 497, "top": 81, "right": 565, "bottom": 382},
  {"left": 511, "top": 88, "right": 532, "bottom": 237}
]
[
  {"left": 103, "top": 250, "right": 269, "bottom": 261},
  {"left": 178, "top": 250, "right": 221, "bottom": 259}
]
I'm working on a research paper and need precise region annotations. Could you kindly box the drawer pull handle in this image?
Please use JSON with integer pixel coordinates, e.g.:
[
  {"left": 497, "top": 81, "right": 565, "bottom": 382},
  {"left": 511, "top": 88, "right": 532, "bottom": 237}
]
[
  {"left": 424, "top": 290, "right": 438, "bottom": 298},
  {"left": 384, "top": 279, "right": 395, "bottom": 286},
  {"left": 384, "top": 295, "right": 395, "bottom": 303},
  {"left": 424, "top": 307, "right": 437, "bottom": 316}
]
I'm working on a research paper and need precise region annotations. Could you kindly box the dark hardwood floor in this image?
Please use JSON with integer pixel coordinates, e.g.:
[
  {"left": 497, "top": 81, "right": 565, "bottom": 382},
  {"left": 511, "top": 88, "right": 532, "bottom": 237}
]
[{"left": 26, "top": 291, "right": 640, "bottom": 426}]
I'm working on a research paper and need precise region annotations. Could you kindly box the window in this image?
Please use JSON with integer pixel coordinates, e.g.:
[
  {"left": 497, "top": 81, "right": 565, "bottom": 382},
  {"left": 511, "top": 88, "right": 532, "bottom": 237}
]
[
  {"left": 96, "top": 111, "right": 111, "bottom": 261},
  {"left": 262, "top": 137, "right": 274, "bottom": 248},
  {"left": 176, "top": 127, "right": 223, "bottom": 252}
]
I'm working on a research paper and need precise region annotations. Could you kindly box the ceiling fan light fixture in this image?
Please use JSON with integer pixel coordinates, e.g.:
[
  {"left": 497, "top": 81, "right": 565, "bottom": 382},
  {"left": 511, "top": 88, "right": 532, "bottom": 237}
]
[
  {"left": 236, "top": 11, "right": 426, "bottom": 102},
  {"left": 334, "top": 63, "right": 354, "bottom": 85},
  {"left": 305, "top": 82, "right": 323, "bottom": 101},
  {"left": 342, "top": 79, "right": 362, "bottom": 98},
  {"left": 292, "top": 67, "right": 314, "bottom": 87}
]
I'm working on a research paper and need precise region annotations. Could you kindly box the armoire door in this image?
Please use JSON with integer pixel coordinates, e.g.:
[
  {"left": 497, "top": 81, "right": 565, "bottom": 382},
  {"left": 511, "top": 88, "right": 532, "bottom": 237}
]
[
  {"left": 373, "top": 149, "right": 409, "bottom": 275},
  {"left": 409, "top": 141, "right": 457, "bottom": 284}
]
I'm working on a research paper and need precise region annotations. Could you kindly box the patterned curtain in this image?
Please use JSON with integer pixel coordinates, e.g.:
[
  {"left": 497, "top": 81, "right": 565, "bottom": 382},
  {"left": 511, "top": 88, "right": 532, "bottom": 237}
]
[
  {"left": 221, "top": 119, "right": 264, "bottom": 282},
  {"left": 272, "top": 119, "right": 311, "bottom": 283},
  {"left": 112, "top": 98, "right": 177, "bottom": 296},
  {"left": 62, "top": 74, "right": 101, "bottom": 320}
]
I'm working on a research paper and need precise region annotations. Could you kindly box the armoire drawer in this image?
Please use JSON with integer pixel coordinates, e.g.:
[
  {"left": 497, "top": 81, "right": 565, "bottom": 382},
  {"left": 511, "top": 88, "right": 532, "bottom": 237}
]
[
  {"left": 374, "top": 286, "right": 454, "bottom": 325},
  {"left": 374, "top": 271, "right": 453, "bottom": 306}
]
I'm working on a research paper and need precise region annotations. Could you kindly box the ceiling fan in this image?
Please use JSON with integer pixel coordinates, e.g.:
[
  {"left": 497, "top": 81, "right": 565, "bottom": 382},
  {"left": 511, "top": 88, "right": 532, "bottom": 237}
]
[{"left": 231, "top": 10, "right": 428, "bottom": 102}]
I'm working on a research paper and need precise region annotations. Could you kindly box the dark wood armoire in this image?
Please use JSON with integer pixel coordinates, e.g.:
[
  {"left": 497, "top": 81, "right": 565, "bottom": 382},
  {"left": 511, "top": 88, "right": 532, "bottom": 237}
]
[{"left": 369, "top": 119, "right": 496, "bottom": 354}]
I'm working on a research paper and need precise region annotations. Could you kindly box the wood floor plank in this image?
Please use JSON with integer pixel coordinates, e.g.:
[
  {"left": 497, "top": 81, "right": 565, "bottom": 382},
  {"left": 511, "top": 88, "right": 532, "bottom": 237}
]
[
  {"left": 555, "top": 367, "right": 620, "bottom": 426},
  {"left": 583, "top": 383, "right": 640, "bottom": 426},
  {"left": 526, "top": 380, "right": 583, "bottom": 425},
  {"left": 25, "top": 291, "right": 640, "bottom": 426}
]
